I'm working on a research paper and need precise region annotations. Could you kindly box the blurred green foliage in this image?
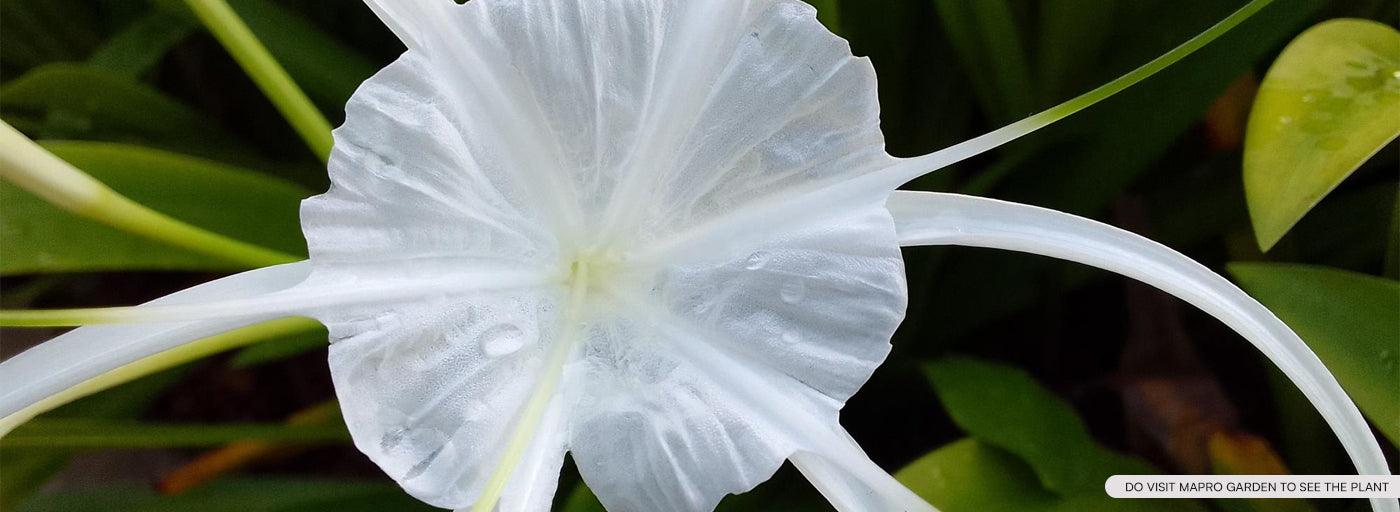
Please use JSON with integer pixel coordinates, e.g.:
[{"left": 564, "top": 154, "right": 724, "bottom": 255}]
[{"left": 0, "top": 0, "right": 1395, "bottom": 510}]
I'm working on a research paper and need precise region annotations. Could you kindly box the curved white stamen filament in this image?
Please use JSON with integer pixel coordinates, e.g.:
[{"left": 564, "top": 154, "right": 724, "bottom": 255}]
[
  {"left": 469, "top": 263, "right": 591, "bottom": 512},
  {"left": 791, "top": 429, "right": 937, "bottom": 512},
  {"left": 0, "top": 268, "right": 554, "bottom": 327},
  {"left": 0, "top": 263, "right": 311, "bottom": 433},
  {"left": 886, "top": 191, "right": 1398, "bottom": 512},
  {"left": 865, "top": 0, "right": 1276, "bottom": 189},
  {"left": 0, "top": 317, "right": 319, "bottom": 436}
]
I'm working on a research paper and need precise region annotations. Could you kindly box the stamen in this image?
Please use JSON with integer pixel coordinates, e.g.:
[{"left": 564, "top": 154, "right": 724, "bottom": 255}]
[
  {"left": 0, "top": 269, "right": 555, "bottom": 327},
  {"left": 870, "top": 0, "right": 1275, "bottom": 187},
  {"left": 886, "top": 191, "right": 1397, "bottom": 512}
]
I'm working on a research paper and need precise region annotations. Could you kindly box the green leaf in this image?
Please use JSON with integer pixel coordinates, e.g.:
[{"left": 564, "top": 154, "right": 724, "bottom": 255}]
[
  {"left": 897, "top": 439, "right": 1059, "bottom": 512},
  {"left": 86, "top": 10, "right": 197, "bottom": 77},
  {"left": 1, "top": 368, "right": 187, "bottom": 510},
  {"left": 15, "top": 478, "right": 438, "bottom": 512},
  {"left": 896, "top": 439, "right": 1200, "bottom": 512},
  {"left": 804, "top": 0, "right": 842, "bottom": 34},
  {"left": 1, "top": 63, "right": 255, "bottom": 160},
  {"left": 155, "top": 0, "right": 378, "bottom": 110},
  {"left": 930, "top": 0, "right": 1034, "bottom": 122},
  {"left": 1244, "top": 19, "right": 1400, "bottom": 250},
  {"left": 0, "top": 141, "right": 309, "bottom": 275},
  {"left": 1, "top": 419, "right": 349, "bottom": 449},
  {"left": 229, "top": 326, "right": 328, "bottom": 368},
  {"left": 1034, "top": 0, "right": 1119, "bottom": 105},
  {"left": 924, "top": 357, "right": 1157, "bottom": 494},
  {"left": 560, "top": 483, "right": 607, "bottom": 512},
  {"left": 1228, "top": 263, "right": 1400, "bottom": 444}
]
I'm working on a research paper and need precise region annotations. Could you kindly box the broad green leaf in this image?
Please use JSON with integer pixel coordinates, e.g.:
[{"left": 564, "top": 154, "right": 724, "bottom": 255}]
[
  {"left": 1, "top": 419, "right": 348, "bottom": 449},
  {"left": 895, "top": 439, "right": 1200, "bottom": 512},
  {"left": 897, "top": 439, "right": 1058, "bottom": 512},
  {"left": 1228, "top": 263, "right": 1400, "bottom": 444},
  {"left": 0, "top": 64, "right": 255, "bottom": 160},
  {"left": 0, "top": 141, "right": 309, "bottom": 275},
  {"left": 924, "top": 357, "right": 1158, "bottom": 494},
  {"left": 16, "top": 479, "right": 437, "bottom": 512},
  {"left": 86, "top": 10, "right": 197, "bottom": 77},
  {"left": 1244, "top": 19, "right": 1400, "bottom": 251}
]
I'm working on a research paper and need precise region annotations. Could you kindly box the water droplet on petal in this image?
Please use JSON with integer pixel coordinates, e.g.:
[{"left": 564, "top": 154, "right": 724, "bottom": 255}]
[
  {"left": 745, "top": 251, "right": 771, "bottom": 270},
  {"left": 480, "top": 324, "right": 526, "bottom": 357},
  {"left": 780, "top": 279, "right": 807, "bottom": 303},
  {"left": 780, "top": 330, "right": 801, "bottom": 345}
]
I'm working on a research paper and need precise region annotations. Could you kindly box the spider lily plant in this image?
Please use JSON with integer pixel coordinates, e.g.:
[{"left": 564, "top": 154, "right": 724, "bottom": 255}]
[{"left": 0, "top": 1, "right": 1395, "bottom": 511}]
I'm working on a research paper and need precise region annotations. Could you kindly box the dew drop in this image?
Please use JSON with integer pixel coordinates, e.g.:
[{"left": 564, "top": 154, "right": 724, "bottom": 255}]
[
  {"left": 745, "top": 251, "right": 771, "bottom": 270},
  {"left": 780, "top": 330, "right": 801, "bottom": 345},
  {"left": 1279, "top": 116, "right": 1293, "bottom": 125},
  {"left": 480, "top": 324, "right": 526, "bottom": 357},
  {"left": 780, "top": 279, "right": 807, "bottom": 303}
]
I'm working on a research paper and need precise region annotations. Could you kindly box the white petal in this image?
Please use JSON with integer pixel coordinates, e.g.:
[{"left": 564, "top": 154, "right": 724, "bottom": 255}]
[
  {"left": 0, "top": 262, "right": 310, "bottom": 422},
  {"left": 332, "top": 0, "right": 895, "bottom": 256},
  {"left": 324, "top": 1, "right": 908, "bottom": 509},
  {"left": 324, "top": 288, "right": 562, "bottom": 509},
  {"left": 886, "top": 191, "right": 1397, "bottom": 512},
  {"left": 566, "top": 201, "right": 910, "bottom": 511}
]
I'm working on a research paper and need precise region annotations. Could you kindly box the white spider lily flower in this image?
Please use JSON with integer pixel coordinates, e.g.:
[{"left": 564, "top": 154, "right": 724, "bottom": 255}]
[{"left": 0, "top": 1, "right": 1395, "bottom": 512}]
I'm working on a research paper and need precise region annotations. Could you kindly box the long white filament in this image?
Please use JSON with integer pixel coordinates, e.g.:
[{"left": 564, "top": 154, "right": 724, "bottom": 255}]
[
  {"left": 886, "top": 191, "right": 1398, "bottom": 512},
  {"left": 1, "top": 268, "right": 554, "bottom": 327},
  {"left": 0, "top": 262, "right": 311, "bottom": 428}
]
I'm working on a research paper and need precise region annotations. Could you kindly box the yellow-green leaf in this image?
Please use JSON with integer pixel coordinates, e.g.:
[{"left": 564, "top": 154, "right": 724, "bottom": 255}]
[{"left": 1244, "top": 19, "right": 1400, "bottom": 250}]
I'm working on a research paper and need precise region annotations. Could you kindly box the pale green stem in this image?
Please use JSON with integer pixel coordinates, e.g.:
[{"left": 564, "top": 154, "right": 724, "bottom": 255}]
[
  {"left": 0, "top": 121, "right": 297, "bottom": 267},
  {"left": 182, "top": 0, "right": 333, "bottom": 162},
  {"left": 471, "top": 264, "right": 591, "bottom": 512},
  {"left": 0, "top": 317, "right": 322, "bottom": 436},
  {"left": 877, "top": 0, "right": 1275, "bottom": 186}
]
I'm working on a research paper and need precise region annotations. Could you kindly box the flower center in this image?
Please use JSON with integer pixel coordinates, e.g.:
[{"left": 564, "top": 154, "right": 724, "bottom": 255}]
[{"left": 562, "top": 248, "right": 625, "bottom": 296}]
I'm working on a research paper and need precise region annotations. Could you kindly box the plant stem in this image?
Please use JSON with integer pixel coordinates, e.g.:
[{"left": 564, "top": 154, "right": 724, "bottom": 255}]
[
  {"left": 0, "top": 317, "right": 322, "bottom": 436},
  {"left": 0, "top": 121, "right": 297, "bottom": 267},
  {"left": 182, "top": 0, "right": 333, "bottom": 162}
]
